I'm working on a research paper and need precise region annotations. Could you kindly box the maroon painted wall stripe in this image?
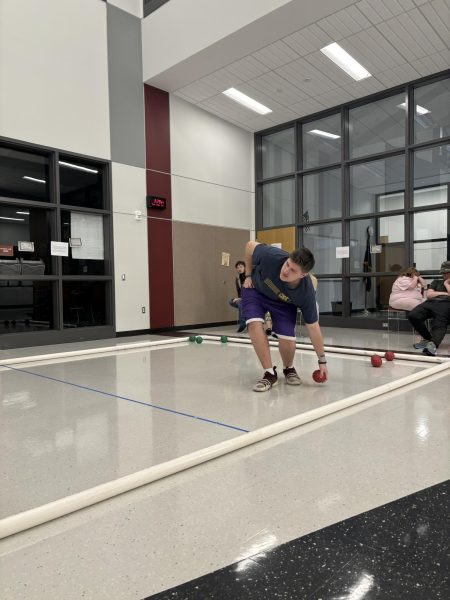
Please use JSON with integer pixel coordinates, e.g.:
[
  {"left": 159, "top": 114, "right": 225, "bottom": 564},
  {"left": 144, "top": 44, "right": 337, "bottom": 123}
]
[
  {"left": 144, "top": 84, "right": 174, "bottom": 328},
  {"left": 144, "top": 85, "right": 171, "bottom": 173}
]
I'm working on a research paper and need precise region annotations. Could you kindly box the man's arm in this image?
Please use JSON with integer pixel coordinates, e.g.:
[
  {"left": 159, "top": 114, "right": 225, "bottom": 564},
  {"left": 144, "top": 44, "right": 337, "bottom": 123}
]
[
  {"left": 426, "top": 286, "right": 450, "bottom": 299},
  {"left": 305, "top": 321, "right": 328, "bottom": 381},
  {"left": 244, "top": 241, "right": 259, "bottom": 288}
]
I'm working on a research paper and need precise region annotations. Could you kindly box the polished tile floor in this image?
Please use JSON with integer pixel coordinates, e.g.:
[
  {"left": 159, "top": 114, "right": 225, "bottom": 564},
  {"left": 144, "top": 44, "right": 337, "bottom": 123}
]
[{"left": 1, "top": 326, "right": 449, "bottom": 599}]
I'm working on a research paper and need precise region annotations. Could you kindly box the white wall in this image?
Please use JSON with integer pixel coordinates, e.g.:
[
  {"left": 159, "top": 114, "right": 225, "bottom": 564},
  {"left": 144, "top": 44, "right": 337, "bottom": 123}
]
[
  {"left": 170, "top": 95, "right": 254, "bottom": 229},
  {"left": 0, "top": 0, "right": 111, "bottom": 159},
  {"left": 108, "top": 0, "right": 142, "bottom": 18},
  {"left": 111, "top": 162, "right": 149, "bottom": 332},
  {"left": 142, "top": 0, "right": 291, "bottom": 81}
]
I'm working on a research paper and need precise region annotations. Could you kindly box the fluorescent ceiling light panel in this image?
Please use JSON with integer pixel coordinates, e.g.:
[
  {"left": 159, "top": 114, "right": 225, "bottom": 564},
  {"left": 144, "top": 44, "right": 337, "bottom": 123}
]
[
  {"left": 223, "top": 88, "right": 272, "bottom": 115},
  {"left": 59, "top": 161, "right": 98, "bottom": 174},
  {"left": 397, "top": 102, "right": 430, "bottom": 115},
  {"left": 16, "top": 211, "right": 30, "bottom": 215},
  {"left": 320, "top": 43, "right": 371, "bottom": 81},
  {"left": 0, "top": 216, "right": 25, "bottom": 221},
  {"left": 308, "top": 129, "right": 340, "bottom": 140},
  {"left": 23, "top": 176, "right": 46, "bottom": 184}
]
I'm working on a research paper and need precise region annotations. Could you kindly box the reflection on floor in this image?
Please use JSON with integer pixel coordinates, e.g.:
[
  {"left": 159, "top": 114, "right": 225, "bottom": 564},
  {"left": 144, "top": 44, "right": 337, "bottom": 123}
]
[
  {"left": 0, "top": 327, "right": 449, "bottom": 600},
  {"left": 147, "top": 480, "right": 450, "bottom": 600}
]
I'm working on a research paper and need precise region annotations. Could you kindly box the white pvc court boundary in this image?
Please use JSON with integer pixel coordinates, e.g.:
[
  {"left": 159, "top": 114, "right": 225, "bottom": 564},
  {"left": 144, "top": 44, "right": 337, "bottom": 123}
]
[{"left": 1, "top": 336, "right": 449, "bottom": 539}]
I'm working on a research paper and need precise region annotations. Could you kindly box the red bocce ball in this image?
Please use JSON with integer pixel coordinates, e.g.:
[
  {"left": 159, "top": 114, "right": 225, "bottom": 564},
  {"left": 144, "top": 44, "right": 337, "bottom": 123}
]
[
  {"left": 371, "top": 354, "right": 382, "bottom": 367},
  {"left": 385, "top": 351, "right": 395, "bottom": 361},
  {"left": 312, "top": 369, "right": 326, "bottom": 383}
]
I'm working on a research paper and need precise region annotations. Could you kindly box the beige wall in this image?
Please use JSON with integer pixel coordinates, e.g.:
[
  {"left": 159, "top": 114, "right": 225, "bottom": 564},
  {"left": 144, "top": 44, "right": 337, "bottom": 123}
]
[
  {"left": 173, "top": 222, "right": 249, "bottom": 326},
  {"left": 256, "top": 227, "right": 296, "bottom": 252}
]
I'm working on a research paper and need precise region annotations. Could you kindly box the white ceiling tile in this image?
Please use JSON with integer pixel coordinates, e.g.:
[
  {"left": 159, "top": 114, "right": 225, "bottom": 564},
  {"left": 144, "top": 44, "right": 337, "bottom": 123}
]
[
  {"left": 356, "top": 0, "right": 387, "bottom": 24},
  {"left": 304, "top": 51, "right": 351, "bottom": 86},
  {"left": 341, "top": 29, "right": 406, "bottom": 74},
  {"left": 248, "top": 71, "right": 310, "bottom": 105},
  {"left": 414, "top": 49, "right": 450, "bottom": 73},
  {"left": 401, "top": 9, "right": 447, "bottom": 54},
  {"left": 395, "top": 0, "right": 416, "bottom": 12},
  {"left": 377, "top": 63, "right": 421, "bottom": 86},
  {"left": 177, "top": 80, "right": 218, "bottom": 102},
  {"left": 283, "top": 23, "right": 331, "bottom": 56},
  {"left": 317, "top": 12, "right": 355, "bottom": 39},
  {"left": 376, "top": 19, "right": 423, "bottom": 61},
  {"left": 264, "top": 106, "right": 299, "bottom": 124},
  {"left": 314, "top": 87, "right": 356, "bottom": 107},
  {"left": 253, "top": 40, "right": 299, "bottom": 70},
  {"left": 413, "top": 0, "right": 431, "bottom": 5},
  {"left": 235, "top": 81, "right": 286, "bottom": 110},
  {"left": 199, "top": 69, "right": 244, "bottom": 92},
  {"left": 421, "top": 1, "right": 450, "bottom": 47},
  {"left": 226, "top": 55, "right": 270, "bottom": 81},
  {"left": 344, "top": 4, "right": 374, "bottom": 29},
  {"left": 362, "top": 0, "right": 396, "bottom": 21},
  {"left": 278, "top": 59, "right": 342, "bottom": 96},
  {"left": 289, "top": 97, "right": 328, "bottom": 118}
]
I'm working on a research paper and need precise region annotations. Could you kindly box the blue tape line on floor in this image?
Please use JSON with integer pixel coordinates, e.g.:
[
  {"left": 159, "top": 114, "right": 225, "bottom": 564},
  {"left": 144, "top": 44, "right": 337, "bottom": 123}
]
[{"left": 0, "top": 364, "right": 249, "bottom": 433}]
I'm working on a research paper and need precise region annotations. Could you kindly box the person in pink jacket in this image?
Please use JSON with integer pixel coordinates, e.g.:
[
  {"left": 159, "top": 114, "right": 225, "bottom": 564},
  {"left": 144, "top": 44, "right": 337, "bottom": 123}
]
[{"left": 389, "top": 267, "right": 427, "bottom": 311}]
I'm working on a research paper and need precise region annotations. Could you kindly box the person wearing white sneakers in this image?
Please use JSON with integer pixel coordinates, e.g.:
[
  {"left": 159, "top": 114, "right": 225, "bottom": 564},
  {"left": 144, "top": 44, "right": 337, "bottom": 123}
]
[
  {"left": 241, "top": 241, "right": 328, "bottom": 392},
  {"left": 408, "top": 261, "right": 450, "bottom": 356}
]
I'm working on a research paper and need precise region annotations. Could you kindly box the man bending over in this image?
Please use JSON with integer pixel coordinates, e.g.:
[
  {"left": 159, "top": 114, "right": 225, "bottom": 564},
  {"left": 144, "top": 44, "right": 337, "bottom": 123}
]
[{"left": 241, "top": 241, "right": 328, "bottom": 392}]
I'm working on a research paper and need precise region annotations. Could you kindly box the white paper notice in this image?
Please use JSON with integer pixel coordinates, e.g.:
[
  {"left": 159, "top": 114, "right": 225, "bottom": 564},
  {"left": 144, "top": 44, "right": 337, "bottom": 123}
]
[
  {"left": 371, "top": 245, "right": 382, "bottom": 254},
  {"left": 51, "top": 241, "right": 69, "bottom": 257},
  {"left": 336, "top": 246, "right": 350, "bottom": 259},
  {"left": 71, "top": 213, "right": 104, "bottom": 260}
]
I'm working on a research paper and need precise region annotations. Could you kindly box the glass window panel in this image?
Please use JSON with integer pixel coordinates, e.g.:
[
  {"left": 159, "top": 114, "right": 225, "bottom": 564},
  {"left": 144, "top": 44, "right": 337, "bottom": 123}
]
[
  {"left": 302, "top": 222, "right": 342, "bottom": 274},
  {"left": 262, "top": 179, "right": 295, "bottom": 227},
  {"left": 0, "top": 281, "right": 54, "bottom": 332},
  {"left": 61, "top": 211, "right": 106, "bottom": 275},
  {"left": 349, "top": 93, "right": 405, "bottom": 158},
  {"left": 303, "top": 169, "right": 341, "bottom": 222},
  {"left": 59, "top": 157, "right": 104, "bottom": 209},
  {"left": 350, "top": 155, "right": 405, "bottom": 215},
  {"left": 0, "top": 146, "right": 50, "bottom": 202},
  {"left": 414, "top": 145, "right": 450, "bottom": 207},
  {"left": 414, "top": 78, "right": 450, "bottom": 143},
  {"left": 0, "top": 204, "right": 54, "bottom": 274},
  {"left": 315, "top": 279, "right": 342, "bottom": 316},
  {"left": 63, "top": 281, "right": 108, "bottom": 328},
  {"left": 413, "top": 209, "right": 448, "bottom": 271},
  {"left": 303, "top": 114, "right": 341, "bottom": 168},
  {"left": 261, "top": 128, "right": 295, "bottom": 178},
  {"left": 350, "top": 276, "right": 397, "bottom": 316},
  {"left": 350, "top": 218, "right": 406, "bottom": 273}
]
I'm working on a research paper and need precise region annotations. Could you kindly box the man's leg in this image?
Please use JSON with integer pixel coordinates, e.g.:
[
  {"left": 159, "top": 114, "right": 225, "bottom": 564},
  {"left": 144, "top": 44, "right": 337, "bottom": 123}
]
[
  {"left": 248, "top": 321, "right": 272, "bottom": 369},
  {"left": 241, "top": 288, "right": 278, "bottom": 391},
  {"left": 278, "top": 338, "right": 296, "bottom": 368},
  {"left": 408, "top": 304, "right": 432, "bottom": 342},
  {"left": 429, "top": 303, "right": 450, "bottom": 348}
]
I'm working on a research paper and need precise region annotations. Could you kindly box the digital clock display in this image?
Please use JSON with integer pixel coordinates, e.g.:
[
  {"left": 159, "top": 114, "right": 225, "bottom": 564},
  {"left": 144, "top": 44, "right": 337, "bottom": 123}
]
[{"left": 147, "top": 196, "right": 166, "bottom": 210}]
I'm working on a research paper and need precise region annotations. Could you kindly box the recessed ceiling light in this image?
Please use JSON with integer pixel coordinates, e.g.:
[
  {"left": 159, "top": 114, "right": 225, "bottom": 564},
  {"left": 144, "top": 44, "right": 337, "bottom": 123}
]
[
  {"left": 397, "top": 102, "right": 430, "bottom": 115},
  {"left": 308, "top": 129, "right": 340, "bottom": 140},
  {"left": 16, "top": 211, "right": 30, "bottom": 215},
  {"left": 320, "top": 43, "right": 371, "bottom": 81},
  {"left": 223, "top": 88, "right": 272, "bottom": 115},
  {"left": 23, "top": 176, "right": 46, "bottom": 184},
  {"left": 59, "top": 161, "right": 98, "bottom": 174},
  {"left": 0, "top": 216, "right": 25, "bottom": 221}
]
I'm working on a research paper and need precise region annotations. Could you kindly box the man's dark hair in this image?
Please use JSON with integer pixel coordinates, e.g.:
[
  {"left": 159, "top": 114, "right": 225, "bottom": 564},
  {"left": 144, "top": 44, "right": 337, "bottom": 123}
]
[
  {"left": 235, "top": 260, "right": 245, "bottom": 268},
  {"left": 289, "top": 247, "right": 315, "bottom": 272}
]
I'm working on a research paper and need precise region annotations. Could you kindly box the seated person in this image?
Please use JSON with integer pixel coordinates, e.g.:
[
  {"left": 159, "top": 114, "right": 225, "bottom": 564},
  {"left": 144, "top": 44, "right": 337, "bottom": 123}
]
[
  {"left": 407, "top": 261, "right": 450, "bottom": 356},
  {"left": 389, "top": 267, "right": 426, "bottom": 311},
  {"left": 228, "top": 260, "right": 247, "bottom": 332}
]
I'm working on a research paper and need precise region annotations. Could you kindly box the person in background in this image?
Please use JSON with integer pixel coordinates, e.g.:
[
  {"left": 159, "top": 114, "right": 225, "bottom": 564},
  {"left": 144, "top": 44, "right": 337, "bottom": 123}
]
[
  {"left": 389, "top": 267, "right": 427, "bottom": 311},
  {"left": 408, "top": 261, "right": 450, "bottom": 356},
  {"left": 228, "top": 260, "right": 247, "bottom": 333}
]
